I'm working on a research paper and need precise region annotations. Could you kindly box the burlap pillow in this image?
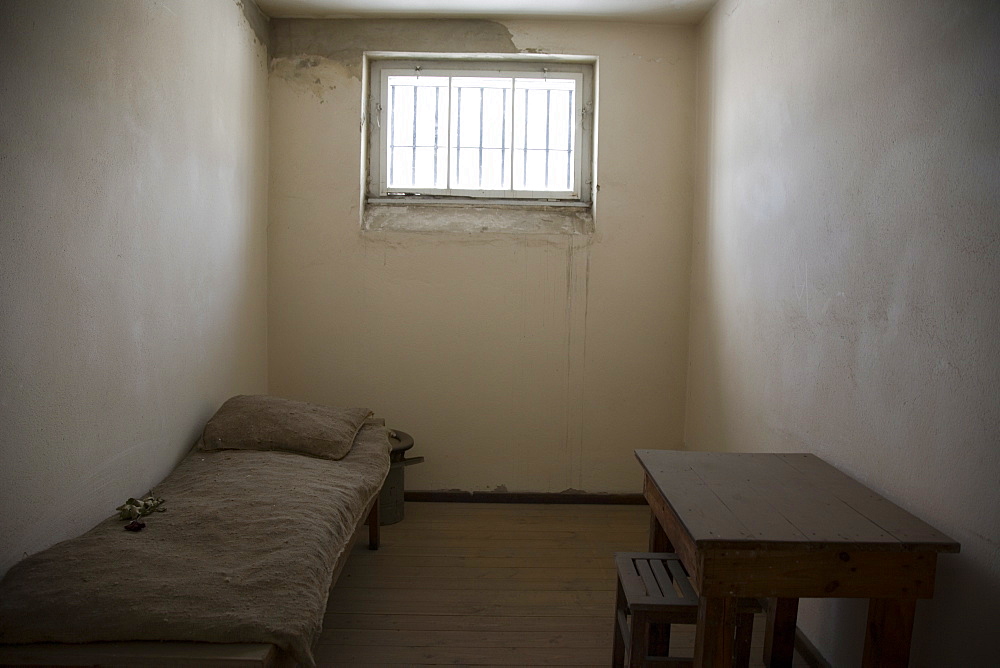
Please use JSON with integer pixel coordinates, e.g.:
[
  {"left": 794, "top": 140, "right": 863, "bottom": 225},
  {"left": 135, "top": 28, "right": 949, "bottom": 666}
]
[{"left": 199, "top": 395, "right": 372, "bottom": 461}]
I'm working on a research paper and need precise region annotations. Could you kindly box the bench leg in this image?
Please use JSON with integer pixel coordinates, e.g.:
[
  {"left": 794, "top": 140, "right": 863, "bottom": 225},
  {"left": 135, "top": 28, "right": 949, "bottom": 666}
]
[
  {"left": 629, "top": 610, "right": 649, "bottom": 668},
  {"left": 646, "top": 512, "right": 674, "bottom": 657},
  {"left": 612, "top": 579, "right": 627, "bottom": 667},
  {"left": 367, "top": 497, "right": 380, "bottom": 550}
]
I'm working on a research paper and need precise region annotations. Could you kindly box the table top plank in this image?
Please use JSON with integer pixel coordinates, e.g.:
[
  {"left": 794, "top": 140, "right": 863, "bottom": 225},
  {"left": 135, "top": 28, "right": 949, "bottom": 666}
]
[
  {"left": 680, "top": 454, "right": 812, "bottom": 543},
  {"left": 719, "top": 453, "right": 896, "bottom": 544},
  {"left": 638, "top": 453, "right": 757, "bottom": 542},
  {"left": 635, "top": 450, "right": 959, "bottom": 553},
  {"left": 775, "top": 454, "right": 959, "bottom": 551}
]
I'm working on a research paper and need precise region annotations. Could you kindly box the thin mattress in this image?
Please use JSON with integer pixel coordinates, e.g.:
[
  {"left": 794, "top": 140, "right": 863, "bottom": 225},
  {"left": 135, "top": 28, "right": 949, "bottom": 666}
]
[{"left": 0, "top": 421, "right": 391, "bottom": 667}]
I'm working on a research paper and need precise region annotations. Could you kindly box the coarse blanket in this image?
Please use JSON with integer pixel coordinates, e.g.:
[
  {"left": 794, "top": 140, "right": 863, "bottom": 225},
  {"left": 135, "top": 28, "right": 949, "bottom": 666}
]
[{"left": 0, "top": 422, "right": 391, "bottom": 667}]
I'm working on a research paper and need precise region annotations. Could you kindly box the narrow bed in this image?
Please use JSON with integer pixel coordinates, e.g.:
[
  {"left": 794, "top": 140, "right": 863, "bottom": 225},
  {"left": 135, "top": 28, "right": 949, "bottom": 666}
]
[{"left": 0, "top": 396, "right": 391, "bottom": 667}]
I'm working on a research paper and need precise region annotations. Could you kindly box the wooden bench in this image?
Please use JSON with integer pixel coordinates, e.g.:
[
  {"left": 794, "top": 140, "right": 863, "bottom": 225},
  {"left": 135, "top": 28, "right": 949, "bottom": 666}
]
[{"left": 613, "top": 553, "right": 759, "bottom": 668}]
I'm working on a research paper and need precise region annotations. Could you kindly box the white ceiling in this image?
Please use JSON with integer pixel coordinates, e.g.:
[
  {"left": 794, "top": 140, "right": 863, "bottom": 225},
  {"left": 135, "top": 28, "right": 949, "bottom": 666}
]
[{"left": 255, "top": 0, "right": 716, "bottom": 23}]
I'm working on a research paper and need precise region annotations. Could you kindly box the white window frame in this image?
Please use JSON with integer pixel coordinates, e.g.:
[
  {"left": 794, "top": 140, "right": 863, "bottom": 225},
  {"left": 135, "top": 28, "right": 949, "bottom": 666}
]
[{"left": 364, "top": 53, "right": 596, "bottom": 209}]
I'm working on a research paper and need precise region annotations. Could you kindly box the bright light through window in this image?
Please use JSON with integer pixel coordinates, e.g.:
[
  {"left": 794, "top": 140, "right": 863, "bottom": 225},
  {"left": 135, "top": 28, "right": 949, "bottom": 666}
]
[
  {"left": 368, "top": 57, "right": 593, "bottom": 203},
  {"left": 386, "top": 74, "right": 577, "bottom": 194}
]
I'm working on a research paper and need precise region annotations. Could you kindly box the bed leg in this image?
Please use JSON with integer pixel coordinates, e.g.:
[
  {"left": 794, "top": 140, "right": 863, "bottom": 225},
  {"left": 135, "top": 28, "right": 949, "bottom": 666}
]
[{"left": 367, "top": 497, "right": 380, "bottom": 550}]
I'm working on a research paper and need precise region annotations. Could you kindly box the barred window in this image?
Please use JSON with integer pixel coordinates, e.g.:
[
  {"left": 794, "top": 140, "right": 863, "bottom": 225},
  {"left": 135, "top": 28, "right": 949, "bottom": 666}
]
[{"left": 366, "top": 55, "right": 595, "bottom": 205}]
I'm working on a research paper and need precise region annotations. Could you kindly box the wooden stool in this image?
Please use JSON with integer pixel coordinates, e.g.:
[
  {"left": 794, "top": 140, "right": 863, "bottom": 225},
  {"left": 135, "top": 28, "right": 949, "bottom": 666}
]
[{"left": 612, "top": 552, "right": 759, "bottom": 667}]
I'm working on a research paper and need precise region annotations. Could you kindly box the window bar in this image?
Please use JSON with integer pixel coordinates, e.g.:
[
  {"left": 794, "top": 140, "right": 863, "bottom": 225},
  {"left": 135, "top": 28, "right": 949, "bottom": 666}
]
[
  {"left": 478, "top": 87, "right": 485, "bottom": 187},
  {"left": 445, "top": 78, "right": 453, "bottom": 191},
  {"left": 567, "top": 88, "right": 574, "bottom": 190},
  {"left": 411, "top": 85, "right": 418, "bottom": 186},
  {"left": 455, "top": 87, "right": 462, "bottom": 183},
  {"left": 522, "top": 88, "right": 529, "bottom": 190},
  {"left": 433, "top": 86, "right": 440, "bottom": 187},
  {"left": 544, "top": 89, "right": 551, "bottom": 189},
  {"left": 389, "top": 84, "right": 396, "bottom": 186},
  {"left": 501, "top": 86, "right": 508, "bottom": 190}
]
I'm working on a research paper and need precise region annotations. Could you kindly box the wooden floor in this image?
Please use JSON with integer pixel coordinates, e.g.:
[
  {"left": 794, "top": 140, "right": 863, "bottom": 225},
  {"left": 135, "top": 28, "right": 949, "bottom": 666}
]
[{"left": 318, "top": 502, "right": 811, "bottom": 667}]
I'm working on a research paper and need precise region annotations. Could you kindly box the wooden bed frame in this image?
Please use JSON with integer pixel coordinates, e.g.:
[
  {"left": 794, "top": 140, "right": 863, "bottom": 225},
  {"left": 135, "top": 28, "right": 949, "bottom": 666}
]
[{"left": 0, "top": 498, "right": 380, "bottom": 668}]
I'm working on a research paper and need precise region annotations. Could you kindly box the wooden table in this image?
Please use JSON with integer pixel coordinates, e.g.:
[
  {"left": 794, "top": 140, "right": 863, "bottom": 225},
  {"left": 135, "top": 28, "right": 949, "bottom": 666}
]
[{"left": 635, "top": 450, "right": 959, "bottom": 668}]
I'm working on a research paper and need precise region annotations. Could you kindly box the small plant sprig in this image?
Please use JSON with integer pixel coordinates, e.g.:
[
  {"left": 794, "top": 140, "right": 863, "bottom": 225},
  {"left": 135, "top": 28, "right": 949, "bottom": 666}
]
[{"left": 116, "top": 495, "right": 166, "bottom": 521}]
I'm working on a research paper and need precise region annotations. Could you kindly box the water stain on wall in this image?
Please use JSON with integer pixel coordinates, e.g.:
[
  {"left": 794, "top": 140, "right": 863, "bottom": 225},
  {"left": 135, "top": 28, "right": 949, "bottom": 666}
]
[
  {"left": 271, "top": 56, "right": 346, "bottom": 100},
  {"left": 267, "top": 19, "right": 693, "bottom": 496}
]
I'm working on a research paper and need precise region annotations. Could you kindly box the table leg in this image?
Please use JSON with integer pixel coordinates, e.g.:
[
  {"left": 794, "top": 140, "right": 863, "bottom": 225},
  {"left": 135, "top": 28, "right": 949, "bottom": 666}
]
[
  {"left": 649, "top": 510, "right": 673, "bottom": 552},
  {"left": 763, "top": 597, "right": 798, "bottom": 667},
  {"left": 734, "top": 605, "right": 754, "bottom": 668},
  {"left": 862, "top": 598, "right": 916, "bottom": 668},
  {"left": 694, "top": 596, "right": 737, "bottom": 667}
]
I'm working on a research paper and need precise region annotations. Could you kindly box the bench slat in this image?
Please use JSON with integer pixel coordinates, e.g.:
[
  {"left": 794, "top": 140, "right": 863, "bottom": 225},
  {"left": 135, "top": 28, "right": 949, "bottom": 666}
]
[{"left": 635, "top": 558, "right": 662, "bottom": 598}]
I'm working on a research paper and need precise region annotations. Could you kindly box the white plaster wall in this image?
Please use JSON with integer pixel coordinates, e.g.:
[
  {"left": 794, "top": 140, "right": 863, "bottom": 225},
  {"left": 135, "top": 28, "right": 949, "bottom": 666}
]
[
  {"left": 268, "top": 20, "right": 695, "bottom": 493},
  {"left": 689, "top": 0, "right": 999, "bottom": 664},
  {"left": 0, "top": 0, "right": 269, "bottom": 576}
]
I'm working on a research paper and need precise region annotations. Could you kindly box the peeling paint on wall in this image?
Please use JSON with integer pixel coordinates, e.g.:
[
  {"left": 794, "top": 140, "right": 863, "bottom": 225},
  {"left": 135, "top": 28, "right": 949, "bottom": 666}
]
[
  {"left": 270, "top": 19, "right": 519, "bottom": 79},
  {"left": 236, "top": 0, "right": 269, "bottom": 55}
]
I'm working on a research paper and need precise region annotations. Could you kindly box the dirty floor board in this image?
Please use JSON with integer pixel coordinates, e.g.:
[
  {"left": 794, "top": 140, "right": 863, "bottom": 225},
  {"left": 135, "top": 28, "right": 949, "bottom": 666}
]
[{"left": 319, "top": 502, "right": 810, "bottom": 667}]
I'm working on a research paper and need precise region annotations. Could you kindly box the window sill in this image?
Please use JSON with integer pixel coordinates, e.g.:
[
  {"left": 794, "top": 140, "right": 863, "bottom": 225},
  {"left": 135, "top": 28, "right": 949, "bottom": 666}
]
[{"left": 362, "top": 199, "right": 594, "bottom": 235}]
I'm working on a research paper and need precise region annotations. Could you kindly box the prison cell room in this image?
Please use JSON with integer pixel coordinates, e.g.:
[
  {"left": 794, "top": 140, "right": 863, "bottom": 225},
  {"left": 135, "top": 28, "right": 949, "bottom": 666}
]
[{"left": 1, "top": 0, "right": 995, "bottom": 666}]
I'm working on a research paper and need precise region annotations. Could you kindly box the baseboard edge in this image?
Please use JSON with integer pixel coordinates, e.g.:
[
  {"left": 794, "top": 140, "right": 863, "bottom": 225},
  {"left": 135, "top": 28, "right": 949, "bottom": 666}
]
[{"left": 404, "top": 490, "right": 646, "bottom": 505}]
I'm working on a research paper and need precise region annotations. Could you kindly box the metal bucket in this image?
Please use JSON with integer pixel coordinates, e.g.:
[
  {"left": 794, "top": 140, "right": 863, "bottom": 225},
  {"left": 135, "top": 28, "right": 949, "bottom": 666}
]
[{"left": 379, "top": 429, "right": 423, "bottom": 525}]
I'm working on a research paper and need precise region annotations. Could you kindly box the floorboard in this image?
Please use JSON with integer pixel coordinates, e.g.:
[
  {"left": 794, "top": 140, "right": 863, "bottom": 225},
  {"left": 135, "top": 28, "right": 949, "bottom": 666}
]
[{"left": 320, "top": 502, "right": 810, "bottom": 666}]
